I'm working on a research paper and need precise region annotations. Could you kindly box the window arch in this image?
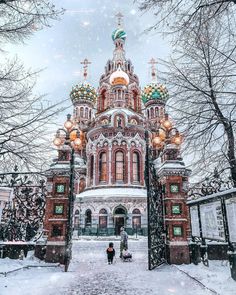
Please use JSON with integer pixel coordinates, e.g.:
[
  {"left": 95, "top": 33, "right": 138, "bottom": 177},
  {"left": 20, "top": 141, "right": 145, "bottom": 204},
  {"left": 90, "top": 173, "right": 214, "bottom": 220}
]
[
  {"left": 151, "top": 108, "right": 154, "bottom": 118},
  {"left": 99, "top": 208, "right": 108, "bottom": 228},
  {"left": 155, "top": 107, "right": 159, "bottom": 117},
  {"left": 115, "top": 151, "right": 124, "bottom": 181},
  {"left": 132, "top": 152, "right": 140, "bottom": 182},
  {"left": 90, "top": 155, "right": 94, "bottom": 181},
  {"left": 99, "top": 152, "right": 107, "bottom": 182},
  {"left": 132, "top": 208, "right": 141, "bottom": 229},
  {"left": 85, "top": 209, "right": 92, "bottom": 227},
  {"left": 85, "top": 107, "right": 88, "bottom": 118},
  {"left": 80, "top": 107, "right": 84, "bottom": 118},
  {"left": 132, "top": 208, "right": 141, "bottom": 214}
]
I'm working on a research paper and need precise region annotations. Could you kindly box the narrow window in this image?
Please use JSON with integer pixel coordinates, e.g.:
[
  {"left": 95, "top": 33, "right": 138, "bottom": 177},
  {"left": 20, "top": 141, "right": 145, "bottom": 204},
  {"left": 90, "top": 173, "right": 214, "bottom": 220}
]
[
  {"left": 99, "top": 152, "right": 107, "bottom": 182},
  {"left": 133, "top": 152, "right": 140, "bottom": 182},
  {"left": 115, "top": 151, "right": 124, "bottom": 181}
]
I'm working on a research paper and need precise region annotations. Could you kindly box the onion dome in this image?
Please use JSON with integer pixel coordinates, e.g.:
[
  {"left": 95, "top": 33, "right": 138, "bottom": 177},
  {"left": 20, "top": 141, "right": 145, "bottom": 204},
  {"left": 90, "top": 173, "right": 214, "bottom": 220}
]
[
  {"left": 109, "top": 66, "right": 129, "bottom": 86},
  {"left": 142, "top": 83, "right": 169, "bottom": 104},
  {"left": 112, "top": 28, "right": 127, "bottom": 42},
  {"left": 70, "top": 82, "right": 97, "bottom": 103}
]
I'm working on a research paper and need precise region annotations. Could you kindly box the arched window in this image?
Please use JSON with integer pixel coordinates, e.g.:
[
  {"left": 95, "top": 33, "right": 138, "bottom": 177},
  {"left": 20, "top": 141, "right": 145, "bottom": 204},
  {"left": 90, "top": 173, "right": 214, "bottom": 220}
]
[
  {"left": 132, "top": 208, "right": 141, "bottom": 214},
  {"left": 90, "top": 155, "right": 94, "bottom": 183},
  {"left": 99, "top": 208, "right": 108, "bottom": 228},
  {"left": 80, "top": 107, "right": 84, "bottom": 118},
  {"left": 115, "top": 151, "right": 124, "bottom": 181},
  {"left": 89, "top": 109, "right": 92, "bottom": 119},
  {"left": 101, "top": 90, "right": 107, "bottom": 111},
  {"left": 132, "top": 208, "right": 141, "bottom": 229},
  {"left": 147, "top": 109, "right": 150, "bottom": 118},
  {"left": 79, "top": 179, "right": 86, "bottom": 193},
  {"left": 85, "top": 209, "right": 92, "bottom": 227},
  {"left": 133, "top": 91, "right": 138, "bottom": 111},
  {"left": 155, "top": 107, "right": 159, "bottom": 117},
  {"left": 99, "top": 152, "right": 107, "bottom": 182},
  {"left": 85, "top": 107, "right": 88, "bottom": 118},
  {"left": 151, "top": 108, "right": 154, "bottom": 118},
  {"left": 133, "top": 152, "right": 140, "bottom": 182}
]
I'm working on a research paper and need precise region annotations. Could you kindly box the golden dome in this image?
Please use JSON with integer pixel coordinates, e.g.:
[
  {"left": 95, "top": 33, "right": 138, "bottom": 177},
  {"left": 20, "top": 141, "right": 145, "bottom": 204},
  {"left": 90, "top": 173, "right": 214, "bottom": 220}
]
[{"left": 109, "top": 66, "right": 129, "bottom": 86}]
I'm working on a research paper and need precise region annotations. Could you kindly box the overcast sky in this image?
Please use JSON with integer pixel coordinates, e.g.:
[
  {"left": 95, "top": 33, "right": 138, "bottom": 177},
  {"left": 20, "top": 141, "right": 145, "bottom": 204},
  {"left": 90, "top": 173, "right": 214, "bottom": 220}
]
[{"left": 7, "top": 0, "right": 170, "bottom": 124}]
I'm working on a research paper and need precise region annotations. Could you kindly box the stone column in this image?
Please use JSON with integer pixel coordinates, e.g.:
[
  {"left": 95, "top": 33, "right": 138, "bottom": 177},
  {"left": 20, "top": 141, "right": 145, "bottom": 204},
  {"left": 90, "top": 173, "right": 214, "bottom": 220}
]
[
  {"left": 127, "top": 145, "right": 131, "bottom": 185},
  {"left": 108, "top": 145, "right": 112, "bottom": 184},
  {"left": 93, "top": 150, "right": 96, "bottom": 187}
]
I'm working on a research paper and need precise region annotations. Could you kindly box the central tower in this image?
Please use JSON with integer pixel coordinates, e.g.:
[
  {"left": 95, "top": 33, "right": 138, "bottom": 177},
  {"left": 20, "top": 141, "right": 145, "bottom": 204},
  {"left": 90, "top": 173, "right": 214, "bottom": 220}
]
[{"left": 73, "top": 15, "right": 147, "bottom": 235}]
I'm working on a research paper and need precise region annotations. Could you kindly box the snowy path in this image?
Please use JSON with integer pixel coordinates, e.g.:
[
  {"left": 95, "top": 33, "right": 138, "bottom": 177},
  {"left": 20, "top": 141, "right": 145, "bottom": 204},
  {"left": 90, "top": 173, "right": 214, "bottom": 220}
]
[
  {"left": 61, "top": 239, "right": 215, "bottom": 295},
  {"left": 0, "top": 239, "right": 234, "bottom": 295}
]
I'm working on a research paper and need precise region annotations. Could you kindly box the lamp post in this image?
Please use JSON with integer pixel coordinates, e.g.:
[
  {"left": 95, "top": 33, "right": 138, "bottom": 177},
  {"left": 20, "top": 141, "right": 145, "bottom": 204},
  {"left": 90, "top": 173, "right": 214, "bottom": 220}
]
[
  {"left": 53, "top": 114, "right": 83, "bottom": 272},
  {"left": 78, "top": 197, "right": 83, "bottom": 237},
  {"left": 145, "top": 113, "right": 182, "bottom": 270}
]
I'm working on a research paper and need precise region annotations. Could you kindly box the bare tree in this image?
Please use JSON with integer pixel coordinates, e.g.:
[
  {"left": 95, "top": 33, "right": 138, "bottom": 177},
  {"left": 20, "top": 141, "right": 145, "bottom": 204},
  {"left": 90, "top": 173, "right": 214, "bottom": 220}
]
[
  {"left": 0, "top": 1, "right": 65, "bottom": 172},
  {"left": 137, "top": 0, "right": 236, "bottom": 37},
  {"left": 161, "top": 20, "right": 236, "bottom": 185},
  {"left": 0, "top": 58, "right": 66, "bottom": 172},
  {"left": 0, "top": 0, "right": 63, "bottom": 45}
]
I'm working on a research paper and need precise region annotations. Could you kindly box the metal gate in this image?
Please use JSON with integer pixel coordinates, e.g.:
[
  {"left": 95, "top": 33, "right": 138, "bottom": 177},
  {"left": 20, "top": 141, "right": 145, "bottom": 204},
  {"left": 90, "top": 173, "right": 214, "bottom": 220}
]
[
  {"left": 0, "top": 166, "right": 46, "bottom": 242},
  {"left": 145, "top": 131, "right": 166, "bottom": 270}
]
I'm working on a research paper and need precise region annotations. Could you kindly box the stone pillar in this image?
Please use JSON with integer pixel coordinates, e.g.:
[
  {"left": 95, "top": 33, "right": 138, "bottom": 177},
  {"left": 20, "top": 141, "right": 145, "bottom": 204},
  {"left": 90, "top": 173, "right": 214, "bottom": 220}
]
[
  {"left": 127, "top": 145, "right": 131, "bottom": 185},
  {"left": 93, "top": 150, "right": 96, "bottom": 187},
  {"left": 108, "top": 145, "right": 112, "bottom": 184}
]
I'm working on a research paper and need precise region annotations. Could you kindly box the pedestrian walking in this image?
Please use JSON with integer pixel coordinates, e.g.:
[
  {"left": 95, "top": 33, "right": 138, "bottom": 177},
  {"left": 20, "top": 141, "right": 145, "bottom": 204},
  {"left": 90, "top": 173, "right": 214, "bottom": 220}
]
[
  {"left": 120, "top": 226, "right": 128, "bottom": 258},
  {"left": 106, "top": 242, "right": 115, "bottom": 264}
]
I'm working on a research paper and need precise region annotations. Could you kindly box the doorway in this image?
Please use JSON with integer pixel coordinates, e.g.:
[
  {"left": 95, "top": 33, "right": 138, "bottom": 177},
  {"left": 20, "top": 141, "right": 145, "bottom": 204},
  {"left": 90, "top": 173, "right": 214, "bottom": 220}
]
[
  {"left": 114, "top": 206, "right": 127, "bottom": 235},
  {"left": 115, "top": 217, "right": 124, "bottom": 235}
]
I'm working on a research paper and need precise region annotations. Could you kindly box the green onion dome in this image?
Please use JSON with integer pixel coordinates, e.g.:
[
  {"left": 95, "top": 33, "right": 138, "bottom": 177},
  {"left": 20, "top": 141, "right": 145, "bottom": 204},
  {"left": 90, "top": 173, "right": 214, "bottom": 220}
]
[
  {"left": 142, "top": 83, "right": 169, "bottom": 104},
  {"left": 112, "top": 28, "right": 127, "bottom": 42},
  {"left": 70, "top": 82, "right": 97, "bottom": 103}
]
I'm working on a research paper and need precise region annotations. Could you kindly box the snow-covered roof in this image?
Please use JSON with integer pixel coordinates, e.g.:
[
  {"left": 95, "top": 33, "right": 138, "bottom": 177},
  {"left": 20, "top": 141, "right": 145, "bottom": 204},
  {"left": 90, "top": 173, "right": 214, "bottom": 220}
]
[
  {"left": 157, "top": 160, "right": 191, "bottom": 177},
  {"left": 76, "top": 187, "right": 147, "bottom": 200},
  {"left": 187, "top": 187, "right": 236, "bottom": 205}
]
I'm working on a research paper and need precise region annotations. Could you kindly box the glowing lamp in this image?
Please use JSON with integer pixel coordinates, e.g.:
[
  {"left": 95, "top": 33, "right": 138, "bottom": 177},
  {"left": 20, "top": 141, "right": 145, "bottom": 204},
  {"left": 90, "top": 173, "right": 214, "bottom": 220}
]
[
  {"left": 162, "top": 113, "right": 172, "bottom": 130},
  {"left": 69, "top": 130, "right": 78, "bottom": 141},
  {"left": 53, "top": 137, "right": 62, "bottom": 146},
  {"left": 74, "top": 138, "right": 82, "bottom": 146},
  {"left": 153, "top": 136, "right": 162, "bottom": 146},
  {"left": 64, "top": 119, "right": 73, "bottom": 130},
  {"left": 159, "top": 129, "right": 166, "bottom": 140},
  {"left": 173, "top": 134, "right": 182, "bottom": 145}
]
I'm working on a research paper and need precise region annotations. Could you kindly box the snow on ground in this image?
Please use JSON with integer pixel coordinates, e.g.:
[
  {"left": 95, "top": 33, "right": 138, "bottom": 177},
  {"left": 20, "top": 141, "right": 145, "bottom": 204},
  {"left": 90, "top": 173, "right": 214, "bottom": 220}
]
[{"left": 0, "top": 238, "right": 235, "bottom": 295}]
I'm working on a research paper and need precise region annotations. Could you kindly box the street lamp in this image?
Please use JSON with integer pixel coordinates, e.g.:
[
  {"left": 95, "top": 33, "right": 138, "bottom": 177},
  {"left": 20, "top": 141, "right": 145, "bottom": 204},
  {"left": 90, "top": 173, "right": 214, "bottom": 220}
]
[
  {"left": 53, "top": 114, "right": 82, "bottom": 272},
  {"left": 145, "top": 113, "right": 182, "bottom": 270},
  {"left": 78, "top": 197, "right": 83, "bottom": 237},
  {"left": 152, "top": 113, "right": 182, "bottom": 150}
]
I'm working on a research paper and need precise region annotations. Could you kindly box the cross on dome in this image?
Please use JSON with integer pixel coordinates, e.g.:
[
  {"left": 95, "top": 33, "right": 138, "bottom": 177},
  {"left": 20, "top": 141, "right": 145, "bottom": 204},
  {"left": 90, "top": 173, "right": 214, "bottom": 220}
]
[
  {"left": 80, "top": 58, "right": 91, "bottom": 81},
  {"left": 115, "top": 12, "right": 124, "bottom": 28},
  {"left": 148, "top": 58, "right": 158, "bottom": 82}
]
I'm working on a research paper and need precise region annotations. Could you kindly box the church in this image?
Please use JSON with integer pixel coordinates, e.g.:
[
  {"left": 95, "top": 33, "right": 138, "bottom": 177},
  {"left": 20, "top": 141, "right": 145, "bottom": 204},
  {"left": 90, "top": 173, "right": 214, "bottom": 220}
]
[{"left": 44, "top": 14, "right": 191, "bottom": 264}]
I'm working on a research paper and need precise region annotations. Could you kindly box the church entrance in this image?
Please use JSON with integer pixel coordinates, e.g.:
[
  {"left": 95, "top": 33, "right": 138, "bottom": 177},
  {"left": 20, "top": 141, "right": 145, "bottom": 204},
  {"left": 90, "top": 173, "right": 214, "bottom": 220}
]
[
  {"left": 115, "top": 217, "right": 124, "bottom": 235},
  {"left": 114, "top": 206, "right": 127, "bottom": 235}
]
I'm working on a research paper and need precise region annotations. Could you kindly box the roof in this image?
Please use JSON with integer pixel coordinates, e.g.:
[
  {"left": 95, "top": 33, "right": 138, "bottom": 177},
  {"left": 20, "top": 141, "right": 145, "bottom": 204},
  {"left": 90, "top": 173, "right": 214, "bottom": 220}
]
[{"left": 76, "top": 187, "right": 147, "bottom": 200}]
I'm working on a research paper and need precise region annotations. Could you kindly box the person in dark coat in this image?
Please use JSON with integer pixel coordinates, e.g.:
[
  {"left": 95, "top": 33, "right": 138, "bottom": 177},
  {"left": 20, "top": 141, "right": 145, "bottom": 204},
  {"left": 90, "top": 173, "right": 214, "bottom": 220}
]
[{"left": 106, "top": 242, "right": 115, "bottom": 264}]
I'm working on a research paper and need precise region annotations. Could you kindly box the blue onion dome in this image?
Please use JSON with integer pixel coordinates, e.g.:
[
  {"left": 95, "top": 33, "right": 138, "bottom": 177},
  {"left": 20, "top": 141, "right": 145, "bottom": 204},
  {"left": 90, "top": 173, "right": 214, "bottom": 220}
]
[
  {"left": 142, "top": 83, "right": 169, "bottom": 104},
  {"left": 112, "top": 28, "right": 127, "bottom": 42},
  {"left": 70, "top": 82, "right": 97, "bottom": 103}
]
